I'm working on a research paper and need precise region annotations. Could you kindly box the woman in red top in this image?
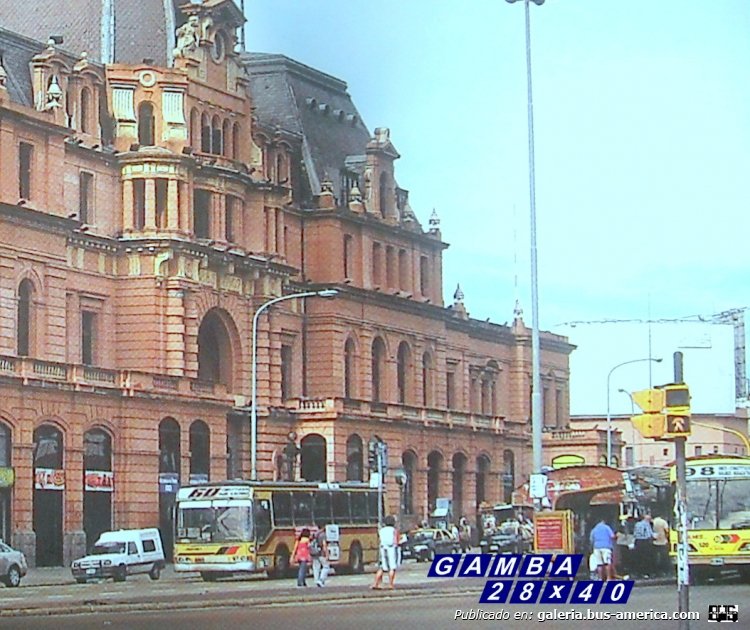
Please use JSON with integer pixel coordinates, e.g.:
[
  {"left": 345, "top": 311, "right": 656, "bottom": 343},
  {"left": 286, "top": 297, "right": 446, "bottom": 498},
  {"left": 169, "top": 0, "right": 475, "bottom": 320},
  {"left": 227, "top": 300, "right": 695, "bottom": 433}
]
[{"left": 292, "top": 528, "right": 312, "bottom": 587}]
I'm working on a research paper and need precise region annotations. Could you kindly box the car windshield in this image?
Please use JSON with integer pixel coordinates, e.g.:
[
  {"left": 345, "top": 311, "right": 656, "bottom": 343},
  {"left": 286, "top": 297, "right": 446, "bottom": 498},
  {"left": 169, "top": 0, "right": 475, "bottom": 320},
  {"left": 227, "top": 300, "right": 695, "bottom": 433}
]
[
  {"left": 177, "top": 504, "right": 253, "bottom": 542},
  {"left": 92, "top": 542, "right": 125, "bottom": 555}
]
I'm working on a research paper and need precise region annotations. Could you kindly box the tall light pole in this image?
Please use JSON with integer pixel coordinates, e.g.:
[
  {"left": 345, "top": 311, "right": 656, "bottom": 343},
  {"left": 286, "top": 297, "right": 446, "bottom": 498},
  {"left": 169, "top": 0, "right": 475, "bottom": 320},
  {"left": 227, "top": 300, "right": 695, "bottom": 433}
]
[
  {"left": 506, "top": 0, "right": 545, "bottom": 474},
  {"left": 606, "top": 357, "right": 662, "bottom": 466},
  {"left": 250, "top": 288, "right": 338, "bottom": 480}
]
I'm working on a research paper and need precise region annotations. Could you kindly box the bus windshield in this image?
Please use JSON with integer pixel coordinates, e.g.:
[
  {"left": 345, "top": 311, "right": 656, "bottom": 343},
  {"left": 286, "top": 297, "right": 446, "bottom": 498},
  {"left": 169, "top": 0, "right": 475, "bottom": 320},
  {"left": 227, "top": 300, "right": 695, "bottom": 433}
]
[
  {"left": 177, "top": 502, "right": 253, "bottom": 542},
  {"left": 686, "top": 478, "right": 750, "bottom": 530}
]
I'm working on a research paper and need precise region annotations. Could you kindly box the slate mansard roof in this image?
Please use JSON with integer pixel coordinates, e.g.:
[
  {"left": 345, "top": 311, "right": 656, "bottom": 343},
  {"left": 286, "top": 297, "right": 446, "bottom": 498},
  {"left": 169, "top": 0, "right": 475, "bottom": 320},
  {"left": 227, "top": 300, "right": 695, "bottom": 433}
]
[{"left": 243, "top": 52, "right": 373, "bottom": 201}]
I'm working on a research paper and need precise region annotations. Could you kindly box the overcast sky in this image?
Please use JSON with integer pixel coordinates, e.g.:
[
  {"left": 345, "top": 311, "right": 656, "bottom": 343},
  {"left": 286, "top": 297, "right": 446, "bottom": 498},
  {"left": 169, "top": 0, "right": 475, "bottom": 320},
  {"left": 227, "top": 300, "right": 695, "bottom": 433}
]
[{"left": 245, "top": 1, "right": 750, "bottom": 333}]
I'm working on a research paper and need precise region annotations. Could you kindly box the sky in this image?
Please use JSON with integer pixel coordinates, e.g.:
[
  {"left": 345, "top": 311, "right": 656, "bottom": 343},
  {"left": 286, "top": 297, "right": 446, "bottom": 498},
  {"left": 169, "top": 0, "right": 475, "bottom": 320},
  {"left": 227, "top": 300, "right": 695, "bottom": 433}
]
[{"left": 244, "top": 1, "right": 750, "bottom": 389}]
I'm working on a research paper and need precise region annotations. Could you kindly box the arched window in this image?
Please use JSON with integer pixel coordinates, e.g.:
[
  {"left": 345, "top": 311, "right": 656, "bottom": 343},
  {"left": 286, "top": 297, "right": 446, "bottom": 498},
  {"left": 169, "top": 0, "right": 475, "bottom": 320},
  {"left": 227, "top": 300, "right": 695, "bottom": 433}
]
[
  {"left": 300, "top": 434, "right": 326, "bottom": 482},
  {"left": 378, "top": 172, "right": 388, "bottom": 218},
  {"left": 211, "top": 115, "right": 222, "bottom": 155},
  {"left": 33, "top": 424, "right": 64, "bottom": 566},
  {"left": 201, "top": 113, "right": 211, "bottom": 153},
  {"left": 80, "top": 87, "right": 91, "bottom": 134},
  {"left": 402, "top": 450, "right": 417, "bottom": 514},
  {"left": 346, "top": 434, "right": 363, "bottom": 481},
  {"left": 422, "top": 351, "right": 433, "bottom": 407},
  {"left": 83, "top": 428, "right": 113, "bottom": 549},
  {"left": 33, "top": 424, "right": 63, "bottom": 470},
  {"left": 232, "top": 122, "right": 241, "bottom": 160},
  {"left": 503, "top": 449, "right": 515, "bottom": 504},
  {"left": 189, "top": 420, "right": 210, "bottom": 482},
  {"left": 0, "top": 422, "right": 11, "bottom": 467},
  {"left": 397, "top": 341, "right": 411, "bottom": 405},
  {"left": 84, "top": 428, "right": 112, "bottom": 472},
  {"left": 344, "top": 338, "right": 356, "bottom": 398},
  {"left": 197, "top": 308, "right": 234, "bottom": 389},
  {"left": 17, "top": 279, "right": 33, "bottom": 356},
  {"left": 159, "top": 418, "right": 181, "bottom": 475},
  {"left": 222, "top": 119, "right": 232, "bottom": 157},
  {"left": 137, "top": 101, "right": 155, "bottom": 146},
  {"left": 371, "top": 337, "right": 386, "bottom": 403},
  {"left": 190, "top": 108, "right": 199, "bottom": 148}
]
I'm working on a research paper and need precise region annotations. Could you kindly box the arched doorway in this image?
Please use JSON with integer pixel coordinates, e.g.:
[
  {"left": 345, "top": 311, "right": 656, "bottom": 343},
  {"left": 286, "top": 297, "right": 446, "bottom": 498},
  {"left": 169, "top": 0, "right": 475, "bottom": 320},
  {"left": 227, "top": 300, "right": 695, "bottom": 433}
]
[
  {"left": 503, "top": 450, "right": 515, "bottom": 504},
  {"left": 189, "top": 420, "right": 210, "bottom": 483},
  {"left": 300, "top": 434, "right": 327, "bottom": 482},
  {"left": 452, "top": 453, "right": 467, "bottom": 520},
  {"left": 427, "top": 450, "right": 443, "bottom": 512},
  {"left": 83, "top": 428, "right": 113, "bottom": 552},
  {"left": 346, "top": 434, "right": 363, "bottom": 481},
  {"left": 401, "top": 450, "right": 417, "bottom": 515},
  {"left": 137, "top": 101, "right": 155, "bottom": 146},
  {"left": 158, "top": 418, "right": 181, "bottom": 560},
  {"left": 0, "top": 422, "right": 11, "bottom": 543},
  {"left": 475, "top": 454, "right": 491, "bottom": 507},
  {"left": 33, "top": 424, "right": 64, "bottom": 566},
  {"left": 197, "top": 308, "right": 235, "bottom": 389}
]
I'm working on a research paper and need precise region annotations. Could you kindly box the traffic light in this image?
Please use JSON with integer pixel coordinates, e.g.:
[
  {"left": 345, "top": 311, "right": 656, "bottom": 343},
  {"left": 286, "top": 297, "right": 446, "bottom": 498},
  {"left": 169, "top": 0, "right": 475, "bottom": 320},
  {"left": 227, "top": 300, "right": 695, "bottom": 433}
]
[
  {"left": 664, "top": 384, "right": 691, "bottom": 437},
  {"left": 630, "top": 387, "right": 666, "bottom": 439}
]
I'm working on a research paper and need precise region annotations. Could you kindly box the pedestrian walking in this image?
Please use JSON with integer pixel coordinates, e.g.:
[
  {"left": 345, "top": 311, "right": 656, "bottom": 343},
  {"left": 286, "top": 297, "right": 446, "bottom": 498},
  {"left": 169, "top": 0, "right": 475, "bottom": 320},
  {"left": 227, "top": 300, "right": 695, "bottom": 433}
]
[
  {"left": 310, "top": 527, "right": 329, "bottom": 587},
  {"left": 372, "top": 515, "right": 399, "bottom": 590},
  {"left": 633, "top": 513, "right": 654, "bottom": 578},
  {"left": 589, "top": 517, "right": 615, "bottom": 581},
  {"left": 652, "top": 513, "right": 670, "bottom": 576},
  {"left": 292, "top": 528, "right": 312, "bottom": 587}
]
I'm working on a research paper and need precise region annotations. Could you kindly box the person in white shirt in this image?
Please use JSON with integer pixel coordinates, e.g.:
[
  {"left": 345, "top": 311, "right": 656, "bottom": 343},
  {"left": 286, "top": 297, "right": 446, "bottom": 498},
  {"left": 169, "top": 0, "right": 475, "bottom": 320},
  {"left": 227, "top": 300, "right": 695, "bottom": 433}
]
[{"left": 371, "top": 515, "right": 399, "bottom": 589}]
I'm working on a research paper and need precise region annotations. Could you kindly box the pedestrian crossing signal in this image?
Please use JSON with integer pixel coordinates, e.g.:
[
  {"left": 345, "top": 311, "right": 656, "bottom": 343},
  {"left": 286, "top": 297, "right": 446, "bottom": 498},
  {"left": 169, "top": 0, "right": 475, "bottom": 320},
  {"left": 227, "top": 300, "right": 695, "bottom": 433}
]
[
  {"left": 666, "top": 413, "right": 691, "bottom": 437},
  {"left": 664, "top": 384, "right": 691, "bottom": 438}
]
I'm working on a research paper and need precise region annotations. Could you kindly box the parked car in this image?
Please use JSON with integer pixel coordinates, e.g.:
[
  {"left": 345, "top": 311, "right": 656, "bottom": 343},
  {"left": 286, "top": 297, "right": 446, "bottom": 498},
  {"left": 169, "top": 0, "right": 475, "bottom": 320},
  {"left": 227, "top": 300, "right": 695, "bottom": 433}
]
[
  {"left": 400, "top": 528, "right": 460, "bottom": 562},
  {"left": 71, "top": 528, "right": 165, "bottom": 583},
  {"left": 480, "top": 520, "right": 532, "bottom": 555},
  {"left": 0, "top": 541, "right": 28, "bottom": 587}
]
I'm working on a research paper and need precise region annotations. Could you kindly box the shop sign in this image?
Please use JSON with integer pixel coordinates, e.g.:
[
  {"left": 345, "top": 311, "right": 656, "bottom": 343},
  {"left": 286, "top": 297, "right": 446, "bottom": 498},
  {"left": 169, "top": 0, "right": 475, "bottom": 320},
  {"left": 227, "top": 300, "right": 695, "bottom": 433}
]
[
  {"left": 0, "top": 467, "right": 15, "bottom": 488},
  {"left": 85, "top": 470, "right": 114, "bottom": 492},
  {"left": 35, "top": 467, "right": 65, "bottom": 490}
]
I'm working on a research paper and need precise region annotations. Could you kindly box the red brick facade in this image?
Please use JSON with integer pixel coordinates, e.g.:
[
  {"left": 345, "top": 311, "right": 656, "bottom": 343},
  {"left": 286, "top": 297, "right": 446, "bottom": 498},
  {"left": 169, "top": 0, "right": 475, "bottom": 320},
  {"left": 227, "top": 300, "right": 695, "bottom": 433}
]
[{"left": 0, "top": 1, "right": 573, "bottom": 566}]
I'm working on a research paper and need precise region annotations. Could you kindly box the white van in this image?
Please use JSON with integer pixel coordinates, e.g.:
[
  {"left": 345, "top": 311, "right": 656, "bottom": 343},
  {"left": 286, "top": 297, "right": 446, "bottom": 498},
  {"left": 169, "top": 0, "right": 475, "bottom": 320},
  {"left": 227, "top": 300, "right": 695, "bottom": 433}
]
[{"left": 71, "top": 528, "right": 165, "bottom": 583}]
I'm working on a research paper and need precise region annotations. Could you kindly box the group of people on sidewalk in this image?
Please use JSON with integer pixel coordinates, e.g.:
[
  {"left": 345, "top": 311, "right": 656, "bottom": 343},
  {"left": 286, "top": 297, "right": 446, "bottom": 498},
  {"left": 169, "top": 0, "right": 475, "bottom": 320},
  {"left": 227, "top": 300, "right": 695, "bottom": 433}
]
[
  {"left": 589, "top": 512, "right": 671, "bottom": 581},
  {"left": 290, "top": 515, "right": 402, "bottom": 590}
]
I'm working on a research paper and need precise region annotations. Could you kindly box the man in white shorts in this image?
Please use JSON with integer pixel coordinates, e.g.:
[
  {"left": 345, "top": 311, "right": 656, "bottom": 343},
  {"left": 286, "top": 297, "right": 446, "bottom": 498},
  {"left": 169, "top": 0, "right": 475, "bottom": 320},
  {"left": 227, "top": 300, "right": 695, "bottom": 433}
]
[
  {"left": 589, "top": 517, "right": 615, "bottom": 581},
  {"left": 372, "top": 515, "right": 399, "bottom": 589}
]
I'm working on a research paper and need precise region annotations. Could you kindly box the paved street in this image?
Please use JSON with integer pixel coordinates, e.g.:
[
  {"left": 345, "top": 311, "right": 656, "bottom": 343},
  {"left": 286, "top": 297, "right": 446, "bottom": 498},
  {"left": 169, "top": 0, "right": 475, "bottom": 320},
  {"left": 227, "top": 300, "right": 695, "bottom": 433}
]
[{"left": 1, "top": 562, "right": 745, "bottom": 630}]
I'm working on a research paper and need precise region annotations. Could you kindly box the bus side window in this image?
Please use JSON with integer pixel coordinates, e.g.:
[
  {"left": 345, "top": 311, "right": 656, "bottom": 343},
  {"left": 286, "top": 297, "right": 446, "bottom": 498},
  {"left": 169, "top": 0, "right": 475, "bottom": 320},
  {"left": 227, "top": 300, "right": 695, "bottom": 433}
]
[
  {"left": 273, "top": 491, "right": 293, "bottom": 527},
  {"left": 333, "top": 491, "right": 351, "bottom": 525},
  {"left": 367, "top": 491, "right": 379, "bottom": 524},
  {"left": 292, "top": 491, "right": 314, "bottom": 526},
  {"left": 351, "top": 492, "right": 367, "bottom": 523},
  {"left": 313, "top": 491, "right": 332, "bottom": 527},
  {"left": 254, "top": 499, "right": 272, "bottom": 542}
]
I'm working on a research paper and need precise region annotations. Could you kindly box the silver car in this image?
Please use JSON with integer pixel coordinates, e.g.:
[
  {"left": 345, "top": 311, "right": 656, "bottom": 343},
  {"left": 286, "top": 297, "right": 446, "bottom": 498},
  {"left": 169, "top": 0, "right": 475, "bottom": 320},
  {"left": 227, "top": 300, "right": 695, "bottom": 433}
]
[{"left": 0, "top": 541, "right": 28, "bottom": 587}]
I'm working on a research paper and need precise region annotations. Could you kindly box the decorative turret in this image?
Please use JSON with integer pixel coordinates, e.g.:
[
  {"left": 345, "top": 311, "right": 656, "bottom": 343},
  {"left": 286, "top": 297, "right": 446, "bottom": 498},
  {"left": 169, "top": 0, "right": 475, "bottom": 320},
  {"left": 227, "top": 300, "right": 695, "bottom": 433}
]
[
  {"left": 428, "top": 208, "right": 441, "bottom": 236},
  {"left": 365, "top": 126, "right": 400, "bottom": 221},
  {"left": 452, "top": 284, "right": 468, "bottom": 320},
  {"left": 317, "top": 175, "right": 336, "bottom": 209},
  {"left": 348, "top": 181, "right": 364, "bottom": 213}
]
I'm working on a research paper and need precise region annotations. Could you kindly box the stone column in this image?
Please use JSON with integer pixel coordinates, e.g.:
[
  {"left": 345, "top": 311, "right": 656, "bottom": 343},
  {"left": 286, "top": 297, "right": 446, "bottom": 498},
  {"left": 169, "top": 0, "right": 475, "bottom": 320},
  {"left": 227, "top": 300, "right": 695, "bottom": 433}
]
[
  {"left": 167, "top": 179, "right": 179, "bottom": 230},
  {"left": 122, "top": 179, "right": 134, "bottom": 231},
  {"left": 144, "top": 179, "right": 156, "bottom": 230}
]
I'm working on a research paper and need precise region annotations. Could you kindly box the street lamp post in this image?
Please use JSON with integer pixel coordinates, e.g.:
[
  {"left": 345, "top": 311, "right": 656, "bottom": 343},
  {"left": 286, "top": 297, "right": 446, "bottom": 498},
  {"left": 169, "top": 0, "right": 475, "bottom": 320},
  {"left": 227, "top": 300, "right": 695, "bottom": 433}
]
[
  {"left": 606, "top": 357, "right": 662, "bottom": 466},
  {"left": 506, "top": 0, "right": 545, "bottom": 474},
  {"left": 250, "top": 288, "right": 338, "bottom": 480}
]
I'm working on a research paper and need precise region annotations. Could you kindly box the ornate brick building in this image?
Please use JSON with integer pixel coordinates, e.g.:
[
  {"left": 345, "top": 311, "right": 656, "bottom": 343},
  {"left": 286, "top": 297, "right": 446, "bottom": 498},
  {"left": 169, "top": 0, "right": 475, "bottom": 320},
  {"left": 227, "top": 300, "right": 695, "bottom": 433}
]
[{"left": 0, "top": 0, "right": 573, "bottom": 566}]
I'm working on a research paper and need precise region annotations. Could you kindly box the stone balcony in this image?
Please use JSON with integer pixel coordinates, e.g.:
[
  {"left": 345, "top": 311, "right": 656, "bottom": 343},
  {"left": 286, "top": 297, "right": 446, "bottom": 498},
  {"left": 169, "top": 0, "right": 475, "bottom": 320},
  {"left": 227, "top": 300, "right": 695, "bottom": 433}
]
[
  {"left": 285, "top": 396, "right": 523, "bottom": 435},
  {"left": 0, "top": 354, "right": 233, "bottom": 402}
]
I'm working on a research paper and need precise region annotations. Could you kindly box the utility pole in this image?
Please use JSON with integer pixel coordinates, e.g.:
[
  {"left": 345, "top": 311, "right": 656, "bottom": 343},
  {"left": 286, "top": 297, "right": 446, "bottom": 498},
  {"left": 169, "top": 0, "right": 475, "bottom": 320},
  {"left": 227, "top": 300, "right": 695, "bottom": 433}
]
[{"left": 673, "top": 351, "right": 690, "bottom": 630}]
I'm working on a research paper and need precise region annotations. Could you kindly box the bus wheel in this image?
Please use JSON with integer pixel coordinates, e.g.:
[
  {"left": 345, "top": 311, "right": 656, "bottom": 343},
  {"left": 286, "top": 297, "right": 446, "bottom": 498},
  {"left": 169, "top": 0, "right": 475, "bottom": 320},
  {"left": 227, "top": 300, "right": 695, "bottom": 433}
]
[
  {"left": 270, "top": 546, "right": 290, "bottom": 579},
  {"left": 113, "top": 565, "right": 127, "bottom": 582},
  {"left": 348, "top": 542, "right": 364, "bottom": 574},
  {"left": 149, "top": 564, "right": 161, "bottom": 580},
  {"left": 739, "top": 567, "right": 750, "bottom": 583}
]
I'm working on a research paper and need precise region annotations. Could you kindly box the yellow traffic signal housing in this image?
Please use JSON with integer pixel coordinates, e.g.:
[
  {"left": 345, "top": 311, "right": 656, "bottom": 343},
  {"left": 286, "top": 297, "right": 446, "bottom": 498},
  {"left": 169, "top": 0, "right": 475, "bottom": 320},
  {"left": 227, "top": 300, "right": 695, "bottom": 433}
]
[
  {"left": 664, "top": 384, "right": 691, "bottom": 437},
  {"left": 631, "top": 388, "right": 665, "bottom": 413},
  {"left": 631, "top": 413, "right": 666, "bottom": 439}
]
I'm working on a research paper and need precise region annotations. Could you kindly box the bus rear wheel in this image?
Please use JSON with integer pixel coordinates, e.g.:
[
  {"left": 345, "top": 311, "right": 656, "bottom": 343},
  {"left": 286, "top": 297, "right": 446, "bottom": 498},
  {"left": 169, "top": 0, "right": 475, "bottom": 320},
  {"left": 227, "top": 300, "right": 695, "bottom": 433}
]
[
  {"left": 270, "top": 546, "right": 290, "bottom": 579},
  {"left": 348, "top": 542, "right": 364, "bottom": 574}
]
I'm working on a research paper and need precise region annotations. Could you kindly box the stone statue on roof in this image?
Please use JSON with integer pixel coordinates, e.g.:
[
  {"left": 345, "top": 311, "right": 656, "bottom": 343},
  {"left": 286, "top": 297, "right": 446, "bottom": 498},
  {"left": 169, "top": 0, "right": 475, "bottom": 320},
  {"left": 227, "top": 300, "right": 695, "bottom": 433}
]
[{"left": 174, "top": 15, "right": 201, "bottom": 58}]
